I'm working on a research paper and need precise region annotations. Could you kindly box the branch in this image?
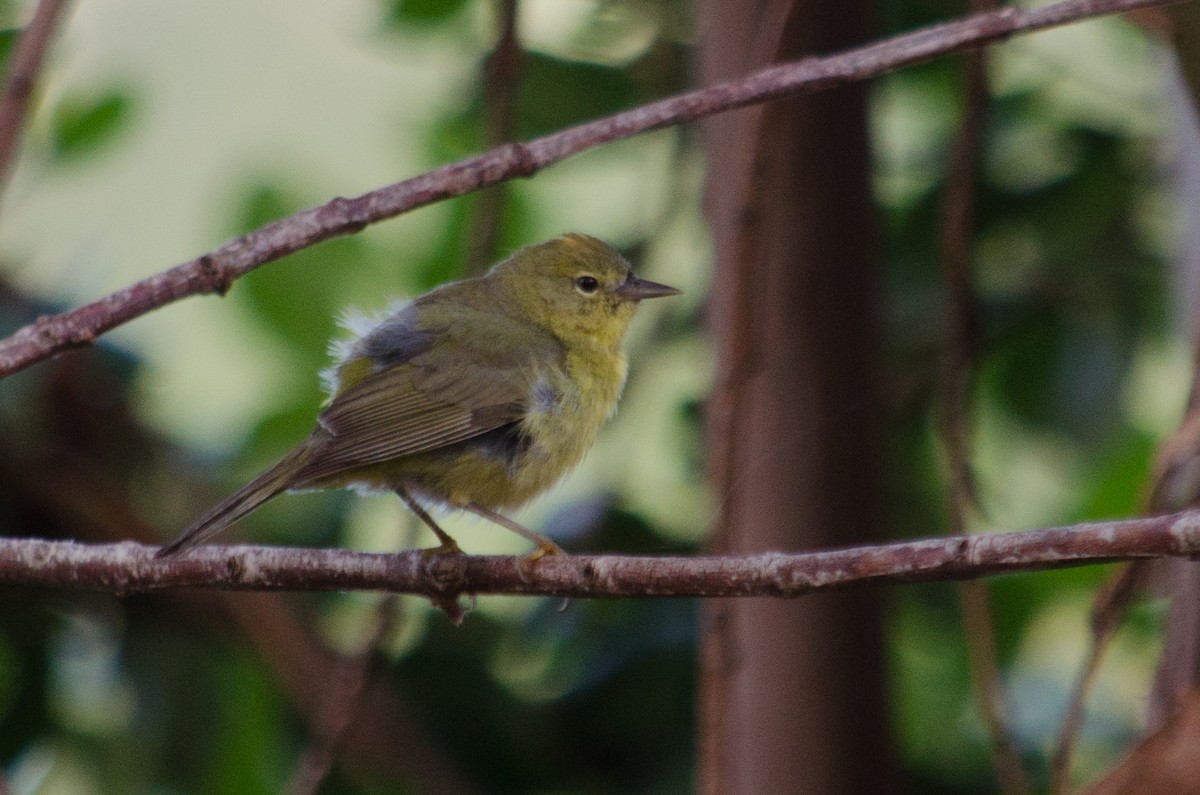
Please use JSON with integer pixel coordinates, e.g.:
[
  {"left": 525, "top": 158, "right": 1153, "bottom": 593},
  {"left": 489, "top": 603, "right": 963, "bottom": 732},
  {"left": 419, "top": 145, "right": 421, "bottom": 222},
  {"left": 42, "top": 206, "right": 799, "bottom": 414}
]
[
  {"left": 464, "top": 0, "right": 522, "bottom": 275},
  {"left": 0, "top": 0, "right": 72, "bottom": 199},
  {"left": 284, "top": 594, "right": 402, "bottom": 795},
  {"left": 0, "top": 0, "right": 1183, "bottom": 378},
  {"left": 935, "top": 8, "right": 1030, "bottom": 791},
  {"left": 6, "top": 509, "right": 1200, "bottom": 596}
]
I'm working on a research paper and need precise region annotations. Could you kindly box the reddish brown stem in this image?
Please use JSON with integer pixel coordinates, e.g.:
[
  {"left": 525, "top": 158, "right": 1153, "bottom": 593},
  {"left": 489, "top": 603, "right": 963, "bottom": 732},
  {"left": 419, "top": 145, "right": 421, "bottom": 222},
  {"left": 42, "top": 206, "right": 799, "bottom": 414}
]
[
  {"left": 464, "top": 0, "right": 522, "bottom": 274},
  {"left": 935, "top": 3, "right": 1030, "bottom": 790},
  {"left": 0, "top": 509, "right": 1199, "bottom": 596},
  {"left": 0, "top": 0, "right": 72, "bottom": 199},
  {"left": 284, "top": 595, "right": 402, "bottom": 795}
]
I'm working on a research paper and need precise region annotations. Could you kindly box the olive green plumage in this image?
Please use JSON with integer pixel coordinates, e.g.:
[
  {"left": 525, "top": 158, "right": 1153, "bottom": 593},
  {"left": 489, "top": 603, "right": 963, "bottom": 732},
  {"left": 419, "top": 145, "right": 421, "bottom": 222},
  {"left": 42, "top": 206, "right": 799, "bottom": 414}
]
[{"left": 159, "top": 233, "right": 680, "bottom": 557}]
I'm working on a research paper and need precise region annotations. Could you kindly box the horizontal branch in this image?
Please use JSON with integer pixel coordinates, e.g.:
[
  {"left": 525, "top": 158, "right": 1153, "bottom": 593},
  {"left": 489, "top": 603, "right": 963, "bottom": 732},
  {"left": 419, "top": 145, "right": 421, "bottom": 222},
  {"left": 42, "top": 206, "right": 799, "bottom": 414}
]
[
  {"left": 6, "top": 510, "right": 1200, "bottom": 598},
  {"left": 0, "top": 0, "right": 1182, "bottom": 378}
]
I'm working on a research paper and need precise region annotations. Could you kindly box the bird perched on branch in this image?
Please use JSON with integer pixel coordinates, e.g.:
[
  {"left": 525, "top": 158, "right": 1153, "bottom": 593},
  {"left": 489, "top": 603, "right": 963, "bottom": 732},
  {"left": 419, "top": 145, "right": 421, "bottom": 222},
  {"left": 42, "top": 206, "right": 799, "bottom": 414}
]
[{"left": 159, "top": 233, "right": 680, "bottom": 558}]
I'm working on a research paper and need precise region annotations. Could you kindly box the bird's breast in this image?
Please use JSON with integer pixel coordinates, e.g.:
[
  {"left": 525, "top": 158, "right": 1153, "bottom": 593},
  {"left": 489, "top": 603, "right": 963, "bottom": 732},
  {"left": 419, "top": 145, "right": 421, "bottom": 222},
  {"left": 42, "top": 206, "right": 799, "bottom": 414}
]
[
  {"left": 388, "top": 348, "right": 629, "bottom": 511},
  {"left": 503, "top": 349, "right": 627, "bottom": 498}
]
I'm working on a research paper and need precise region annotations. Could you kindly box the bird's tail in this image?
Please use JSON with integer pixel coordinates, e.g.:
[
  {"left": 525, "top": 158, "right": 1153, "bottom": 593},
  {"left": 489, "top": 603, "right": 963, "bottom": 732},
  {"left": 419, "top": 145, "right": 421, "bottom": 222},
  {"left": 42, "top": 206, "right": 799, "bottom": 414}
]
[{"left": 157, "top": 444, "right": 313, "bottom": 557}]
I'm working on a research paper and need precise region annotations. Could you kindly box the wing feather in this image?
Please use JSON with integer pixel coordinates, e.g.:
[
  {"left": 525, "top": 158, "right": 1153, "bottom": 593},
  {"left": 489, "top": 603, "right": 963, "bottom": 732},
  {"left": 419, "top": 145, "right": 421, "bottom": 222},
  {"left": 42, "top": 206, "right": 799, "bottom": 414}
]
[{"left": 292, "top": 341, "right": 542, "bottom": 486}]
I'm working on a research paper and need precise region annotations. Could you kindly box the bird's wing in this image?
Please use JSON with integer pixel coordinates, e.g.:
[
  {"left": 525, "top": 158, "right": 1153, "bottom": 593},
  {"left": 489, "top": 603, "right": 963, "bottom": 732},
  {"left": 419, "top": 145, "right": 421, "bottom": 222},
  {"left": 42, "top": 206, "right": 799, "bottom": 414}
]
[{"left": 291, "top": 346, "right": 537, "bottom": 485}]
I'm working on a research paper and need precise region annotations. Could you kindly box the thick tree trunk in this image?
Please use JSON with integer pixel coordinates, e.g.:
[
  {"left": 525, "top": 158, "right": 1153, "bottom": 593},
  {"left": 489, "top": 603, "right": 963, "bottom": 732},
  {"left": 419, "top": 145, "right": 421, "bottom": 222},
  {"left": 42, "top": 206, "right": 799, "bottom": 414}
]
[{"left": 697, "top": 3, "right": 895, "bottom": 792}]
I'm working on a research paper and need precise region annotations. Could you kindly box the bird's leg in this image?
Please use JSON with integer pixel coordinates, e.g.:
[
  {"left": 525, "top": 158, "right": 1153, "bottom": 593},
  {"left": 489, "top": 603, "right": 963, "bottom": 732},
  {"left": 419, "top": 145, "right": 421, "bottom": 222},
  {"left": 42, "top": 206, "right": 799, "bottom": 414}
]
[
  {"left": 465, "top": 503, "right": 565, "bottom": 561},
  {"left": 395, "top": 487, "right": 463, "bottom": 556}
]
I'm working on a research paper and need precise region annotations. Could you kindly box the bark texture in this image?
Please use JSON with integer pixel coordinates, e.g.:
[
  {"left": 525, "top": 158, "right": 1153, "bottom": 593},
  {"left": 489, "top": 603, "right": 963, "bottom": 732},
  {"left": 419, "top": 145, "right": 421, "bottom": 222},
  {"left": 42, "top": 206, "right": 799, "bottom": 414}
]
[{"left": 698, "top": 2, "right": 895, "bottom": 792}]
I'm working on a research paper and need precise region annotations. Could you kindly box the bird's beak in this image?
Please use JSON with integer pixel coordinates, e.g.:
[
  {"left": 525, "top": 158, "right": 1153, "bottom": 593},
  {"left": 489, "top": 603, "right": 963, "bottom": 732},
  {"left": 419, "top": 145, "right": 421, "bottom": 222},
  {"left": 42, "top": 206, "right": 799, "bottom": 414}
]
[{"left": 615, "top": 273, "right": 682, "bottom": 302}]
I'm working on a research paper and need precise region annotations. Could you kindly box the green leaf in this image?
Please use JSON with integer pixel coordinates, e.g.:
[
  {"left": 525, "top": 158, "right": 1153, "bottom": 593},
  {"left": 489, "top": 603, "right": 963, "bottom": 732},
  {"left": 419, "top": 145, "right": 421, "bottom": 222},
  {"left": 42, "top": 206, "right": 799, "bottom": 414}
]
[
  {"left": 0, "top": 27, "right": 19, "bottom": 70},
  {"left": 207, "top": 653, "right": 290, "bottom": 795},
  {"left": 516, "top": 53, "right": 639, "bottom": 139},
  {"left": 385, "top": 0, "right": 472, "bottom": 26},
  {"left": 230, "top": 183, "right": 359, "bottom": 360},
  {"left": 49, "top": 90, "right": 133, "bottom": 161}
]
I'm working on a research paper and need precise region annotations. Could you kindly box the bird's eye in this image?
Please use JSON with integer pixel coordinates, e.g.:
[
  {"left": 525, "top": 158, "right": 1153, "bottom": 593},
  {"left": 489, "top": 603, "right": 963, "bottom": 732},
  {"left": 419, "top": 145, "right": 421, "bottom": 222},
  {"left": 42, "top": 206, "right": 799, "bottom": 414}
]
[{"left": 575, "top": 275, "right": 599, "bottom": 295}]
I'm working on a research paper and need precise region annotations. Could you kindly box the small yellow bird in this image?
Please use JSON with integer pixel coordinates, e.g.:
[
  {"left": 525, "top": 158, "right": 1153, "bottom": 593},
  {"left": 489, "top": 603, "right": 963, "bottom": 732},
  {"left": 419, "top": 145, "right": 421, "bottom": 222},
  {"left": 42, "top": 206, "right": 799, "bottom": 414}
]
[{"left": 159, "top": 233, "right": 680, "bottom": 557}]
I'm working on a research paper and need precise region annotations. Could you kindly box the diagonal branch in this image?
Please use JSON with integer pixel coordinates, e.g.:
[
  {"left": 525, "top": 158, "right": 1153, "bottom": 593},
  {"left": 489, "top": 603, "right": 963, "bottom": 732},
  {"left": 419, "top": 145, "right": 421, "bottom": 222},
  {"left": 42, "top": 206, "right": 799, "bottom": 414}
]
[
  {"left": 0, "top": 0, "right": 1184, "bottom": 378},
  {"left": 284, "top": 594, "right": 403, "bottom": 795},
  {"left": 5, "top": 509, "right": 1200, "bottom": 597},
  {"left": 0, "top": 0, "right": 72, "bottom": 199}
]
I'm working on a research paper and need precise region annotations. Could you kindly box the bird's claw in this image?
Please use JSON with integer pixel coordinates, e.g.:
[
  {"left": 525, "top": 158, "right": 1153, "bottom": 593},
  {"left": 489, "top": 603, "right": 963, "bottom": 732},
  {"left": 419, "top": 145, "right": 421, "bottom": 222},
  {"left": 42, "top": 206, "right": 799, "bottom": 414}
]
[{"left": 515, "top": 540, "right": 566, "bottom": 581}]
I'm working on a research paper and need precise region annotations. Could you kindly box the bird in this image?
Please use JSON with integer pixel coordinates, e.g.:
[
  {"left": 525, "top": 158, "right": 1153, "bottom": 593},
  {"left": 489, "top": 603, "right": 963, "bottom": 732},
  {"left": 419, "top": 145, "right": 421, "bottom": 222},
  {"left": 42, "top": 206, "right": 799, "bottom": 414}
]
[{"left": 158, "top": 233, "right": 680, "bottom": 558}]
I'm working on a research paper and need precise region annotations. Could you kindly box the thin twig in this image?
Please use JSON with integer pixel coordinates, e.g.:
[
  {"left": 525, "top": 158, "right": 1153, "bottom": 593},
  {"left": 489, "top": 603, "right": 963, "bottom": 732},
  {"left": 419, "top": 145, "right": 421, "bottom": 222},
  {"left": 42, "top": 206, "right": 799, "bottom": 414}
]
[
  {"left": 464, "top": 0, "right": 522, "bottom": 275},
  {"left": 0, "top": 0, "right": 72, "bottom": 199},
  {"left": 2, "top": 509, "right": 1200, "bottom": 596},
  {"left": 1052, "top": 562, "right": 1150, "bottom": 792},
  {"left": 935, "top": 4, "right": 1031, "bottom": 790},
  {"left": 284, "top": 595, "right": 402, "bottom": 795},
  {"left": 0, "top": 0, "right": 1182, "bottom": 379},
  {"left": 1053, "top": 306, "right": 1200, "bottom": 787}
]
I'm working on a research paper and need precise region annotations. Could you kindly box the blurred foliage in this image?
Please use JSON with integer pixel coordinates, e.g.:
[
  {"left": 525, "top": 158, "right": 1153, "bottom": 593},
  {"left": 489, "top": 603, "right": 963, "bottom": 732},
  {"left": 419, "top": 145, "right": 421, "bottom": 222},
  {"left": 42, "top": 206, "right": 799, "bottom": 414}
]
[
  {"left": 0, "top": 0, "right": 1186, "bottom": 793},
  {"left": 0, "top": 28, "right": 18, "bottom": 68},
  {"left": 48, "top": 89, "right": 133, "bottom": 162},
  {"left": 877, "top": 10, "right": 1173, "bottom": 791},
  {"left": 385, "top": 0, "right": 474, "bottom": 27}
]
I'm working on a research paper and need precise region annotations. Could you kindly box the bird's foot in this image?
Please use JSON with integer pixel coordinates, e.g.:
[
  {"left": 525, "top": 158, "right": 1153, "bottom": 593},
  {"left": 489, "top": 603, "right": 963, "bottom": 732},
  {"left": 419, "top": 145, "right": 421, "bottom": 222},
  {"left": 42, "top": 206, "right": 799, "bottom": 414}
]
[
  {"left": 421, "top": 537, "right": 464, "bottom": 559},
  {"left": 515, "top": 538, "right": 566, "bottom": 582},
  {"left": 525, "top": 536, "right": 566, "bottom": 563}
]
